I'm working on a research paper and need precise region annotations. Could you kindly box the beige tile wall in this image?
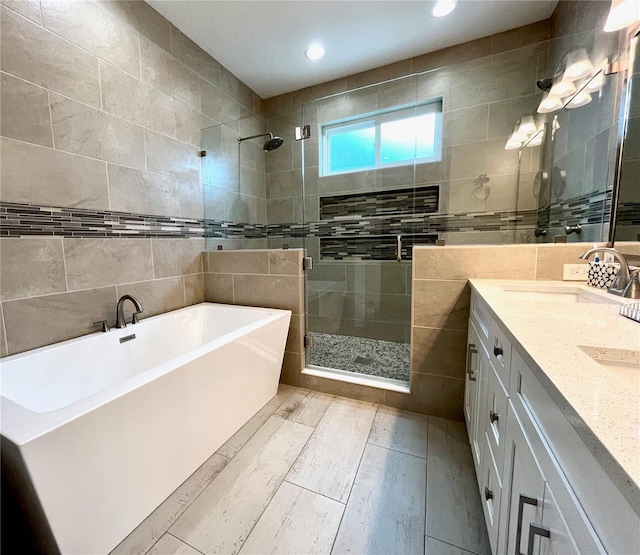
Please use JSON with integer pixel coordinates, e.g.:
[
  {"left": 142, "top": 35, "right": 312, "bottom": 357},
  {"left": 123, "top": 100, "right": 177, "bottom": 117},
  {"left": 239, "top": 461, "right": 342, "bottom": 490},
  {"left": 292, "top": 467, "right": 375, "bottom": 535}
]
[
  {"left": 262, "top": 20, "right": 551, "bottom": 244},
  {"left": 303, "top": 241, "right": 635, "bottom": 419},
  {"left": 0, "top": 0, "right": 263, "bottom": 355},
  {"left": 203, "top": 249, "right": 305, "bottom": 386}
]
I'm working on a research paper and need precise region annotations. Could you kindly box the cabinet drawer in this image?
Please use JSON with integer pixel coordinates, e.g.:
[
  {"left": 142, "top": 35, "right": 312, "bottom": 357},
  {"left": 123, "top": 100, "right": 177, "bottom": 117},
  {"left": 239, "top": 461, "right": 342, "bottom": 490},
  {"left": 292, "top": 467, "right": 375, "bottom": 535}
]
[
  {"left": 480, "top": 436, "right": 502, "bottom": 554},
  {"left": 484, "top": 361, "right": 509, "bottom": 482}
]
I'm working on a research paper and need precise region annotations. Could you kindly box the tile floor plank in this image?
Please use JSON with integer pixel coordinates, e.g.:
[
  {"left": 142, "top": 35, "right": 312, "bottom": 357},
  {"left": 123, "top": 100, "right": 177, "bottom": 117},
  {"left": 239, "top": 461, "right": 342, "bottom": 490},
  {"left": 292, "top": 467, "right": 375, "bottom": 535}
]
[
  {"left": 170, "top": 416, "right": 313, "bottom": 555},
  {"left": 216, "top": 384, "right": 296, "bottom": 459},
  {"left": 274, "top": 388, "right": 334, "bottom": 427},
  {"left": 368, "top": 406, "right": 429, "bottom": 458},
  {"left": 286, "top": 397, "right": 378, "bottom": 503},
  {"left": 147, "top": 533, "right": 202, "bottom": 555},
  {"left": 110, "top": 453, "right": 229, "bottom": 555},
  {"left": 238, "top": 481, "right": 344, "bottom": 555},
  {"left": 332, "top": 443, "right": 426, "bottom": 555},
  {"left": 425, "top": 536, "right": 478, "bottom": 555},
  {"left": 426, "top": 417, "right": 490, "bottom": 554}
]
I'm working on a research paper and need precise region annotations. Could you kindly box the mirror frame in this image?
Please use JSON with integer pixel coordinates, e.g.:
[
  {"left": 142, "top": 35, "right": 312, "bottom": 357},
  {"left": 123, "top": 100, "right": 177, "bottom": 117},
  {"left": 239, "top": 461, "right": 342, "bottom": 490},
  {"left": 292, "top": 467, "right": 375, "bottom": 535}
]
[{"left": 609, "top": 24, "right": 640, "bottom": 246}]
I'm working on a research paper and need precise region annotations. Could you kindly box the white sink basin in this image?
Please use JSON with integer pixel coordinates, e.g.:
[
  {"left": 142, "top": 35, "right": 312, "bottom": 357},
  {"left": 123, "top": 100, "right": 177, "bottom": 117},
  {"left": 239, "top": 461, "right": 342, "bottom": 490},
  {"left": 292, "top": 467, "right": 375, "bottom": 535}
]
[
  {"left": 579, "top": 346, "right": 640, "bottom": 388},
  {"left": 501, "top": 286, "right": 619, "bottom": 305}
]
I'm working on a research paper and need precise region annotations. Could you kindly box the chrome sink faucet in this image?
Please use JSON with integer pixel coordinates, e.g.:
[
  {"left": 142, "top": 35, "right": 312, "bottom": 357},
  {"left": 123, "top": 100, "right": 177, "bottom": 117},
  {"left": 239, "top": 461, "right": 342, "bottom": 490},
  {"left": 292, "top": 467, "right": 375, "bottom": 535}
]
[
  {"left": 578, "top": 247, "right": 640, "bottom": 299},
  {"left": 115, "top": 295, "right": 144, "bottom": 328}
]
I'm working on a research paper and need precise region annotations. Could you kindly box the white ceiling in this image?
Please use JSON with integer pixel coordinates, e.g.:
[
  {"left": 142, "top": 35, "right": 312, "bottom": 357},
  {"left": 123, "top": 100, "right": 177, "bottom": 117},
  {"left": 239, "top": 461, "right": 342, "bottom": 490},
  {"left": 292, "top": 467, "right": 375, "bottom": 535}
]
[{"left": 148, "top": 0, "right": 558, "bottom": 99}]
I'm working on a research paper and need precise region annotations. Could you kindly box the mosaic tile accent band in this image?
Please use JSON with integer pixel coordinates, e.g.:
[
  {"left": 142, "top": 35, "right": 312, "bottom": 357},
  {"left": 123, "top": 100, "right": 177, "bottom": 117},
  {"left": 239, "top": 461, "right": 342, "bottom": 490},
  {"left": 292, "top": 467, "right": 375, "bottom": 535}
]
[
  {"left": 1, "top": 202, "right": 537, "bottom": 245},
  {"left": 321, "top": 234, "right": 437, "bottom": 260},
  {"left": 320, "top": 185, "right": 439, "bottom": 219},
  {"left": 540, "top": 190, "right": 612, "bottom": 229},
  {"left": 616, "top": 202, "right": 640, "bottom": 227},
  {"left": 0, "top": 202, "right": 205, "bottom": 238}
]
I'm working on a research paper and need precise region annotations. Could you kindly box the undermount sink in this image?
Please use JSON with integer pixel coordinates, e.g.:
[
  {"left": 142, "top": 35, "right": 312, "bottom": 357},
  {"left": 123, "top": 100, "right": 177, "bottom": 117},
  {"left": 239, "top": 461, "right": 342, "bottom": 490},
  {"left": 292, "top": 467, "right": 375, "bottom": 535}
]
[
  {"left": 579, "top": 346, "right": 640, "bottom": 388},
  {"left": 501, "top": 286, "right": 619, "bottom": 305}
]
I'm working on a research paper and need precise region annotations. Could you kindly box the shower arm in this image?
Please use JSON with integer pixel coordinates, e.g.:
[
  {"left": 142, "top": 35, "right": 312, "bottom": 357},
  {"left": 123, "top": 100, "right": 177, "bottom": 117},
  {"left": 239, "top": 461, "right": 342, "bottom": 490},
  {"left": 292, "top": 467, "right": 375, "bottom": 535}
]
[{"left": 237, "top": 132, "right": 274, "bottom": 144}]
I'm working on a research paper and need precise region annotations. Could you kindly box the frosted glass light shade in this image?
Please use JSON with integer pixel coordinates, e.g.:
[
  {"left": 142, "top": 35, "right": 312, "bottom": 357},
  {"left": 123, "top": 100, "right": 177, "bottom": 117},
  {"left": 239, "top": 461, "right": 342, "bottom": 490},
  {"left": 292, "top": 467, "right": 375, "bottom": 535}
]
[
  {"left": 566, "top": 90, "right": 592, "bottom": 109},
  {"left": 537, "top": 94, "right": 563, "bottom": 113},
  {"left": 585, "top": 70, "right": 605, "bottom": 93},
  {"left": 527, "top": 132, "right": 544, "bottom": 147},
  {"left": 517, "top": 115, "right": 537, "bottom": 135},
  {"left": 505, "top": 134, "right": 522, "bottom": 150},
  {"left": 604, "top": 0, "right": 640, "bottom": 31},
  {"left": 549, "top": 79, "right": 576, "bottom": 98},
  {"left": 565, "top": 49, "right": 595, "bottom": 80}
]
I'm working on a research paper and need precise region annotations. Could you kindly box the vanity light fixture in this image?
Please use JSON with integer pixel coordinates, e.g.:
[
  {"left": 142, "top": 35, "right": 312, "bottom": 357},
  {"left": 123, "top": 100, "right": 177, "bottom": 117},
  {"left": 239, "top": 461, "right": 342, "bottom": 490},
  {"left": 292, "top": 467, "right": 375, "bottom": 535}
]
[
  {"left": 517, "top": 115, "right": 537, "bottom": 135},
  {"left": 504, "top": 134, "right": 523, "bottom": 150},
  {"left": 564, "top": 49, "right": 595, "bottom": 81},
  {"left": 549, "top": 78, "right": 576, "bottom": 98},
  {"left": 537, "top": 93, "right": 564, "bottom": 114},
  {"left": 566, "top": 90, "right": 592, "bottom": 109},
  {"left": 431, "top": 0, "right": 457, "bottom": 18},
  {"left": 585, "top": 68, "right": 606, "bottom": 93},
  {"left": 305, "top": 44, "right": 325, "bottom": 60},
  {"left": 604, "top": 0, "right": 640, "bottom": 32}
]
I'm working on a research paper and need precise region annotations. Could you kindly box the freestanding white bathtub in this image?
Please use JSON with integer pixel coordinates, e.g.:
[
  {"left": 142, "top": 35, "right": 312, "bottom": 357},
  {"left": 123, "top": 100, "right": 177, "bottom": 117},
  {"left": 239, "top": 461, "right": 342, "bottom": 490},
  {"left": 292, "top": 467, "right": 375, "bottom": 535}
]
[{"left": 0, "top": 302, "right": 291, "bottom": 554}]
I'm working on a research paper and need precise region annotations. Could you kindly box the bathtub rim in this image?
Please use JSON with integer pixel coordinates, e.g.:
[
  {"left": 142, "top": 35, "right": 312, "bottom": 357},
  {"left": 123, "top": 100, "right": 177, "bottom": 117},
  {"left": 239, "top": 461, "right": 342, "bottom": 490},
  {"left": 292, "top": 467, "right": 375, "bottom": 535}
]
[{"left": 1, "top": 302, "right": 292, "bottom": 446}]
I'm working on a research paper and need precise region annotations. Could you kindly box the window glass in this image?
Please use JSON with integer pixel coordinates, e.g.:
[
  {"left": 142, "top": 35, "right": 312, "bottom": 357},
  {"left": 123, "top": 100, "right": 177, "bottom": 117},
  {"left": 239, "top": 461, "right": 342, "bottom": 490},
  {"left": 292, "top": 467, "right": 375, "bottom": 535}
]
[
  {"left": 321, "top": 101, "right": 442, "bottom": 176},
  {"left": 328, "top": 123, "right": 375, "bottom": 174}
]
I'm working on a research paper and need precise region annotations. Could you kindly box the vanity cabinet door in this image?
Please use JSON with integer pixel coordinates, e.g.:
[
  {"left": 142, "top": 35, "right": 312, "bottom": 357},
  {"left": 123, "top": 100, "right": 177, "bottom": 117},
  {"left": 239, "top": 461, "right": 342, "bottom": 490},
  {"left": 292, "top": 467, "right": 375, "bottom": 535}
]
[
  {"left": 500, "top": 403, "right": 546, "bottom": 555},
  {"left": 465, "top": 319, "right": 489, "bottom": 471}
]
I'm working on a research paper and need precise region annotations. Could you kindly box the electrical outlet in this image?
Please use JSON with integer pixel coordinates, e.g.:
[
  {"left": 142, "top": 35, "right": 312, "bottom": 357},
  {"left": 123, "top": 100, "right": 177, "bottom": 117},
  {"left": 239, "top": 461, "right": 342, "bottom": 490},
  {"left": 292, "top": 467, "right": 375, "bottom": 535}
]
[{"left": 562, "top": 263, "right": 589, "bottom": 281}]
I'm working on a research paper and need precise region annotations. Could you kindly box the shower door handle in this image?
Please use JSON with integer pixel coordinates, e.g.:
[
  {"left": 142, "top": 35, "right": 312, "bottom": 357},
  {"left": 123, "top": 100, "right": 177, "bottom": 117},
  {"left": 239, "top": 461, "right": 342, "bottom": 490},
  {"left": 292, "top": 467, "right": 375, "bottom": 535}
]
[{"left": 396, "top": 235, "right": 402, "bottom": 262}]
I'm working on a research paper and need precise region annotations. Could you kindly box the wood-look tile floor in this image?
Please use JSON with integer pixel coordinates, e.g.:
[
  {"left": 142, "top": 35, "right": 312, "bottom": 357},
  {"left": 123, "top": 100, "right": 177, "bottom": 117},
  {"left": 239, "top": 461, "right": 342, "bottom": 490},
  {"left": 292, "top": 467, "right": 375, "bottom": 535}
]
[{"left": 111, "top": 385, "right": 490, "bottom": 555}]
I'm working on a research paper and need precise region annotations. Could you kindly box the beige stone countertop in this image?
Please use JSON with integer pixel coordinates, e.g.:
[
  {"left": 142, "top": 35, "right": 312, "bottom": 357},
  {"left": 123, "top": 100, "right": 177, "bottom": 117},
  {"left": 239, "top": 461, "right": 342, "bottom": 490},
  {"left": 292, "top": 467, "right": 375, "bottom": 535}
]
[{"left": 469, "top": 279, "right": 640, "bottom": 506}]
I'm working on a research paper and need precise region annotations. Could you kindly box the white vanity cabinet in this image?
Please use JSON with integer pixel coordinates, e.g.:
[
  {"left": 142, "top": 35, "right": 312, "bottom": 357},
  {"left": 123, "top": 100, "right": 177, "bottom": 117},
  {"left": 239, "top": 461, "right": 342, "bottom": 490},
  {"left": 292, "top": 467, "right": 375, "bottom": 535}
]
[{"left": 465, "top": 288, "right": 638, "bottom": 555}]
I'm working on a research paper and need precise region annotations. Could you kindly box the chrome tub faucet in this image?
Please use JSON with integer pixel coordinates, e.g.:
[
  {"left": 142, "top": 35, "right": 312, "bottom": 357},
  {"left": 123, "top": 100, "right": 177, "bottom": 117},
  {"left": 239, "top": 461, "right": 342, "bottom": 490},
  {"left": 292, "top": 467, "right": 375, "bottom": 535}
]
[{"left": 115, "top": 295, "right": 144, "bottom": 328}]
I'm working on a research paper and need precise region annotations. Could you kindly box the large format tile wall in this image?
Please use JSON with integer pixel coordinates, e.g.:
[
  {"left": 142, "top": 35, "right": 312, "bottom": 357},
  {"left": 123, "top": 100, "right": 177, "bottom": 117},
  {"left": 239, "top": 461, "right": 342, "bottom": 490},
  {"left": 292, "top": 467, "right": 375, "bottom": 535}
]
[
  {"left": 0, "top": 0, "right": 264, "bottom": 355},
  {"left": 262, "top": 20, "right": 551, "bottom": 345},
  {"left": 203, "top": 249, "right": 305, "bottom": 385},
  {"left": 201, "top": 243, "right": 640, "bottom": 420},
  {"left": 537, "top": 0, "right": 626, "bottom": 242}
]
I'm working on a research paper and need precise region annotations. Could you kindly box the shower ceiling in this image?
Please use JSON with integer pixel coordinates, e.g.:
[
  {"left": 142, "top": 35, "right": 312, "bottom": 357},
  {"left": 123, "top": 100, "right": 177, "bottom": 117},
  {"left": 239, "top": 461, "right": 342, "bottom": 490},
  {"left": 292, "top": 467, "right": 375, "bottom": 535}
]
[{"left": 147, "top": 0, "right": 558, "bottom": 99}]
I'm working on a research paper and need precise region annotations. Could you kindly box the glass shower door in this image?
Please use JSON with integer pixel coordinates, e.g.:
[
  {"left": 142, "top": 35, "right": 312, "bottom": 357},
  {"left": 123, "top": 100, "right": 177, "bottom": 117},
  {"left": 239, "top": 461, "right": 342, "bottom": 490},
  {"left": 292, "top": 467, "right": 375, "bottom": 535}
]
[{"left": 300, "top": 75, "right": 435, "bottom": 386}]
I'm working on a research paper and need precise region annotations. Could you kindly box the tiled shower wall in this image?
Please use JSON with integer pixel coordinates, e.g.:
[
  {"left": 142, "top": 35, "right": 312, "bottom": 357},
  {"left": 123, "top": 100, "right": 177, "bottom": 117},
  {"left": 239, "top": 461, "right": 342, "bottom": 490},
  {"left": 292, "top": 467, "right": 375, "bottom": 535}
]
[
  {"left": 263, "top": 20, "right": 551, "bottom": 345},
  {"left": 0, "top": 0, "right": 263, "bottom": 355},
  {"left": 302, "top": 242, "right": 640, "bottom": 418},
  {"left": 202, "top": 249, "right": 305, "bottom": 385}
]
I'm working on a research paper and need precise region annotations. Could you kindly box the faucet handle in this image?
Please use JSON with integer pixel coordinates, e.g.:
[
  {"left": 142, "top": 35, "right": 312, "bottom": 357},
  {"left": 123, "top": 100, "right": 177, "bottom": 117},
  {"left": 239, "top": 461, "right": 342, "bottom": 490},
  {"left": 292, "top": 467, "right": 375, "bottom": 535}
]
[
  {"left": 93, "top": 320, "right": 110, "bottom": 333},
  {"left": 131, "top": 310, "right": 143, "bottom": 325}
]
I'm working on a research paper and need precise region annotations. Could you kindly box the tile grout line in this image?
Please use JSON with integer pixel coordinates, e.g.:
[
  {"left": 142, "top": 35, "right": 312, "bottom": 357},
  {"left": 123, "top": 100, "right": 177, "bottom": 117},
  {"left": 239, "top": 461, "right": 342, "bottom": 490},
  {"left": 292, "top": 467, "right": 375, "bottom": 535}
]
[
  {"left": 281, "top": 479, "right": 346, "bottom": 506},
  {"left": 365, "top": 440, "right": 428, "bottom": 460},
  {"left": 166, "top": 531, "right": 206, "bottom": 555},
  {"left": 221, "top": 388, "right": 324, "bottom": 554},
  {"left": 424, "top": 416, "right": 431, "bottom": 551},
  {"left": 328, "top": 403, "right": 381, "bottom": 554},
  {"left": 424, "top": 534, "right": 479, "bottom": 555}
]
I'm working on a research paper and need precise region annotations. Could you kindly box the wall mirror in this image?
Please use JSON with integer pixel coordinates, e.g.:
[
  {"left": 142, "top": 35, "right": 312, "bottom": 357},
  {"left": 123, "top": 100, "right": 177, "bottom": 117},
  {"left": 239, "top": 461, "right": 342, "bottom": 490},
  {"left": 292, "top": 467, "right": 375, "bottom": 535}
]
[
  {"left": 523, "top": 25, "right": 625, "bottom": 244},
  {"left": 611, "top": 30, "right": 640, "bottom": 244}
]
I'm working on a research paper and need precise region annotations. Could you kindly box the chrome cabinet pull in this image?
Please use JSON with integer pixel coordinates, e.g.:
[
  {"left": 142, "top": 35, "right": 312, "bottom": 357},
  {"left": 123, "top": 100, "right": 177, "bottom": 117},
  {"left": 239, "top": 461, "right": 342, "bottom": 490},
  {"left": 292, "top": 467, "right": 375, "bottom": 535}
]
[
  {"left": 516, "top": 494, "right": 538, "bottom": 555},
  {"left": 527, "top": 524, "right": 551, "bottom": 555},
  {"left": 490, "top": 410, "right": 499, "bottom": 424},
  {"left": 466, "top": 343, "right": 478, "bottom": 381},
  {"left": 396, "top": 235, "right": 402, "bottom": 262}
]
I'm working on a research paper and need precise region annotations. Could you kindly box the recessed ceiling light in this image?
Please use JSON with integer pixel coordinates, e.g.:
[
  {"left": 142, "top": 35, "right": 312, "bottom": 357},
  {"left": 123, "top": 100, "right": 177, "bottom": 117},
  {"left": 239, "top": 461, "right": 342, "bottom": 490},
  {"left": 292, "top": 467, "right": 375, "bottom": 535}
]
[
  {"left": 431, "top": 0, "right": 457, "bottom": 18},
  {"left": 305, "top": 44, "right": 325, "bottom": 60}
]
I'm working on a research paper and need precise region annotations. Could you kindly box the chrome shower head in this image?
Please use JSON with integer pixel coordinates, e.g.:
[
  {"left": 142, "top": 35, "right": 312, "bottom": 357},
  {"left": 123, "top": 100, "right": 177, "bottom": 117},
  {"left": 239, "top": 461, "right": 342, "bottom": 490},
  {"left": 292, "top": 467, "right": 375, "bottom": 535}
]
[
  {"left": 237, "top": 132, "right": 284, "bottom": 152},
  {"left": 263, "top": 136, "right": 284, "bottom": 151}
]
